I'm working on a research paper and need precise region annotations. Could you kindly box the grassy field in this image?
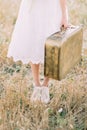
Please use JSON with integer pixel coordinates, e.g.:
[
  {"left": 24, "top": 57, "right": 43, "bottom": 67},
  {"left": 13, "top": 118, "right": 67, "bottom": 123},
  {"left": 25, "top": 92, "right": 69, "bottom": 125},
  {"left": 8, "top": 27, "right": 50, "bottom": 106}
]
[{"left": 0, "top": 0, "right": 87, "bottom": 130}]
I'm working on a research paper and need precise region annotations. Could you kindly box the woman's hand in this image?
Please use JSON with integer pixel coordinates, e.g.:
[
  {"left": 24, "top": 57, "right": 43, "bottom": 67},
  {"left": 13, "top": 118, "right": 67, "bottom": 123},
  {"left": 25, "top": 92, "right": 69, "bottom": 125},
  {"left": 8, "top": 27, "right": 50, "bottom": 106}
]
[{"left": 61, "top": 15, "right": 69, "bottom": 29}]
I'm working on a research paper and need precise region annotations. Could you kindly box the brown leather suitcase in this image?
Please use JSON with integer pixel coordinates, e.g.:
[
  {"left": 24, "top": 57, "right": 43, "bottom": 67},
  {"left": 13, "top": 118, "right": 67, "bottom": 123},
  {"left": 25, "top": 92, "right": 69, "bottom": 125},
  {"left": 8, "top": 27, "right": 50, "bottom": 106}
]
[{"left": 44, "top": 25, "right": 83, "bottom": 80}]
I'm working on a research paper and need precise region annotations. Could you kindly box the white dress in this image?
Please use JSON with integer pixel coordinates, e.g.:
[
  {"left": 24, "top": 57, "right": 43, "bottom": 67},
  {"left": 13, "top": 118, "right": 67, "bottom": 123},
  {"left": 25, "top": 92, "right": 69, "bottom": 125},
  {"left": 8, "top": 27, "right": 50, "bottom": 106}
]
[{"left": 7, "top": 0, "right": 63, "bottom": 64}]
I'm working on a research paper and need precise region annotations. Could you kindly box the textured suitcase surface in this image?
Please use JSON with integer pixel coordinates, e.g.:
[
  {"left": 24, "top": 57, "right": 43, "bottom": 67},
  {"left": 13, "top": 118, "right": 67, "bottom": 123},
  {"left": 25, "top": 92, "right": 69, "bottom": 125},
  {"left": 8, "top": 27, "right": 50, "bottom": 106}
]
[{"left": 44, "top": 26, "right": 83, "bottom": 80}]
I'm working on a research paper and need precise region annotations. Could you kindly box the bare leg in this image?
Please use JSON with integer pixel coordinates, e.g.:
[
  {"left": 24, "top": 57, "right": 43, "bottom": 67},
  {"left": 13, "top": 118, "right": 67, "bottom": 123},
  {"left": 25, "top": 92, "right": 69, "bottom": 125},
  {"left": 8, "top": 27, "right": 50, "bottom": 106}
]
[
  {"left": 30, "top": 63, "right": 41, "bottom": 86},
  {"left": 30, "top": 63, "right": 50, "bottom": 103},
  {"left": 41, "top": 76, "right": 50, "bottom": 103},
  {"left": 42, "top": 76, "right": 49, "bottom": 87}
]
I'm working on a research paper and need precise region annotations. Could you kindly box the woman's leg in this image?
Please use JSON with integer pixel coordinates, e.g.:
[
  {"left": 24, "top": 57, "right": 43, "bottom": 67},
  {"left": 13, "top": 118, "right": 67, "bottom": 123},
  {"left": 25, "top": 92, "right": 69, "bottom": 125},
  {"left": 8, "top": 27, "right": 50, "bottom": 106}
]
[
  {"left": 30, "top": 63, "right": 41, "bottom": 86},
  {"left": 30, "top": 63, "right": 50, "bottom": 103},
  {"left": 41, "top": 76, "right": 50, "bottom": 103},
  {"left": 42, "top": 76, "right": 49, "bottom": 87},
  {"left": 30, "top": 63, "right": 42, "bottom": 102}
]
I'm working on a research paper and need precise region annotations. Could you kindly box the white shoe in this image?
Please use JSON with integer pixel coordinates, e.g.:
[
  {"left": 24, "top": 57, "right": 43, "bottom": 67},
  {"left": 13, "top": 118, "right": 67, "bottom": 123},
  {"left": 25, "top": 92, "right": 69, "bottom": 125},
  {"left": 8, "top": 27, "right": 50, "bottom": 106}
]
[
  {"left": 30, "top": 86, "right": 42, "bottom": 102},
  {"left": 41, "top": 87, "right": 50, "bottom": 104}
]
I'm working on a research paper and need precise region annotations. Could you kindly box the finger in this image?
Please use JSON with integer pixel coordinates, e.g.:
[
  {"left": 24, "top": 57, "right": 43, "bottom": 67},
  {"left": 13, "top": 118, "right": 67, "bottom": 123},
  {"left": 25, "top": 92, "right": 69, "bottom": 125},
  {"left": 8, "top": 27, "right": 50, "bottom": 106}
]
[
  {"left": 63, "top": 23, "right": 69, "bottom": 29},
  {"left": 60, "top": 25, "right": 65, "bottom": 31}
]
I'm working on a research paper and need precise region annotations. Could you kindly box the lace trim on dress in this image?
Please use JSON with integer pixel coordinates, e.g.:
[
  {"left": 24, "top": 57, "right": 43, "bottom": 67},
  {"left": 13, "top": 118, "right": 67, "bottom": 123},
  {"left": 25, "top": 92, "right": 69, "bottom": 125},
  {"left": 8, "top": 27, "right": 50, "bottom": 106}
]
[{"left": 7, "top": 55, "right": 44, "bottom": 64}]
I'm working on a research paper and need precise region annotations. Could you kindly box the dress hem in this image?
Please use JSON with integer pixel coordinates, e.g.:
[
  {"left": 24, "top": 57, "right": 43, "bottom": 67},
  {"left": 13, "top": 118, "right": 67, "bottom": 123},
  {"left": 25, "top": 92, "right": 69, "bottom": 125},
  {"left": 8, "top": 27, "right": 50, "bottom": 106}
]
[{"left": 7, "top": 55, "right": 44, "bottom": 65}]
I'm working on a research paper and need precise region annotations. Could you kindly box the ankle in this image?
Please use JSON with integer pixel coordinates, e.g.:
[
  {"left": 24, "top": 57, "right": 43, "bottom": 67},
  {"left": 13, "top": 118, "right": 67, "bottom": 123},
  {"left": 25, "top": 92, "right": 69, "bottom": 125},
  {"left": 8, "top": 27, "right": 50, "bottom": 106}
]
[
  {"left": 42, "top": 83, "right": 48, "bottom": 87},
  {"left": 42, "top": 77, "right": 49, "bottom": 87},
  {"left": 34, "top": 82, "right": 41, "bottom": 87}
]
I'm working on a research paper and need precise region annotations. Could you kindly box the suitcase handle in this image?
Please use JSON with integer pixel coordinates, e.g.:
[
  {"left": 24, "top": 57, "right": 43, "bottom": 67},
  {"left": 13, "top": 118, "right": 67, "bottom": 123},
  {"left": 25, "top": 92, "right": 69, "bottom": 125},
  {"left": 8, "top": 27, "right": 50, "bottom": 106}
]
[
  {"left": 60, "top": 24, "right": 76, "bottom": 32},
  {"left": 51, "top": 24, "right": 80, "bottom": 39},
  {"left": 58, "top": 24, "right": 76, "bottom": 36},
  {"left": 61, "top": 24, "right": 76, "bottom": 30}
]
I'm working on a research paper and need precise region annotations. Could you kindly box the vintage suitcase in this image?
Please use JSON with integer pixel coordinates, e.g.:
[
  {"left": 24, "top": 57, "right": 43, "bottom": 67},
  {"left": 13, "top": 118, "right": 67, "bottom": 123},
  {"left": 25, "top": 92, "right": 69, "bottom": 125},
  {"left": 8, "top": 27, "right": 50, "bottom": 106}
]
[{"left": 44, "top": 25, "right": 83, "bottom": 80}]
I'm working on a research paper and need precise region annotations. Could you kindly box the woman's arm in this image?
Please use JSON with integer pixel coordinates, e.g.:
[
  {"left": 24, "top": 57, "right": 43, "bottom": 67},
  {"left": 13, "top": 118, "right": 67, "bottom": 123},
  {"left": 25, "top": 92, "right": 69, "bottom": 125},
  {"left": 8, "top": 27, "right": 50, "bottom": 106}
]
[{"left": 59, "top": 0, "right": 69, "bottom": 28}]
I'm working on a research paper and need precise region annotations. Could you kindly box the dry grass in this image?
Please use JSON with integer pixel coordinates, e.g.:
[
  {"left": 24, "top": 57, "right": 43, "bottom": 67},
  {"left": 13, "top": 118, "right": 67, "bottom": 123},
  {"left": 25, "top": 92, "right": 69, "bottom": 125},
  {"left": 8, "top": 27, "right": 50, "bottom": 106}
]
[
  {"left": 0, "top": 0, "right": 87, "bottom": 130},
  {"left": 0, "top": 57, "right": 87, "bottom": 130}
]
